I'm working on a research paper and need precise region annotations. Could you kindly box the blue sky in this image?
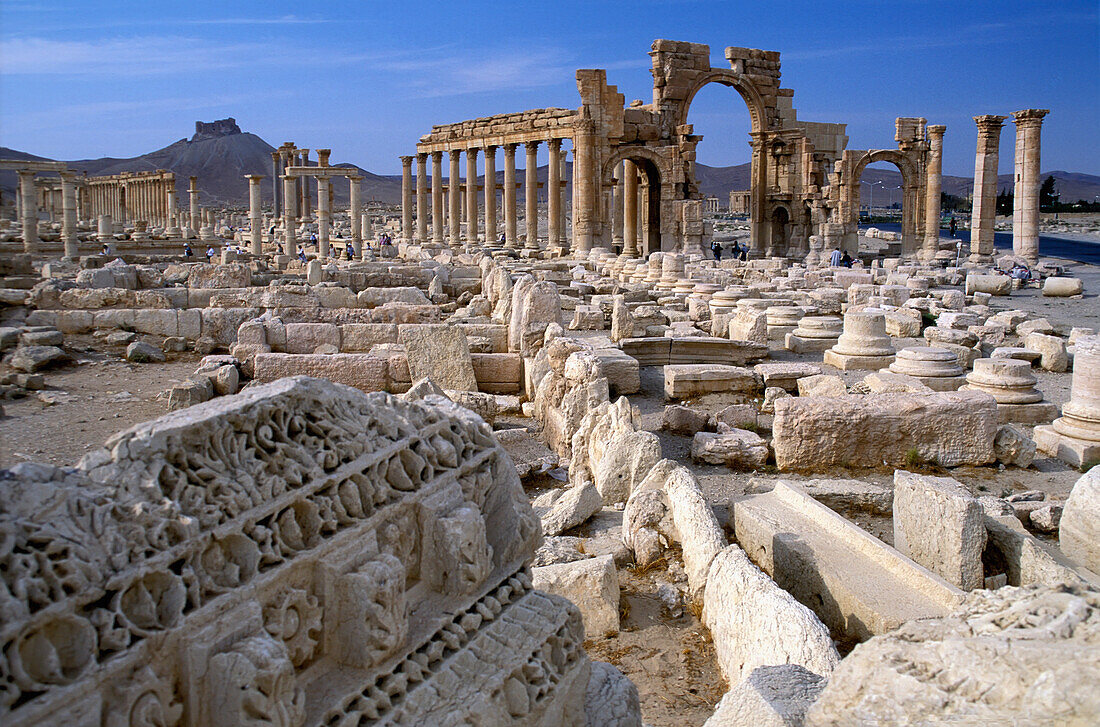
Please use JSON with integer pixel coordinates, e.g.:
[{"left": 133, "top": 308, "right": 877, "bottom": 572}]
[{"left": 1, "top": 0, "right": 1097, "bottom": 177}]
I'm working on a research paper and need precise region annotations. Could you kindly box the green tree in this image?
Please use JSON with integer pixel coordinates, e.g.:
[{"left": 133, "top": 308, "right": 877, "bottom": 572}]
[{"left": 1039, "top": 176, "right": 1057, "bottom": 211}]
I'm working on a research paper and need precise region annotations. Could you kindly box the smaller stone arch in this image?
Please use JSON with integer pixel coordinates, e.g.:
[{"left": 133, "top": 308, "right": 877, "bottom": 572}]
[
  {"left": 843, "top": 149, "right": 926, "bottom": 256},
  {"left": 601, "top": 147, "right": 678, "bottom": 256}
]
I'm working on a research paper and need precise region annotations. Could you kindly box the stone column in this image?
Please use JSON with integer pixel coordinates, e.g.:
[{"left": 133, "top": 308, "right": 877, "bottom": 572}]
[
  {"left": 622, "top": 160, "right": 639, "bottom": 257},
  {"left": 317, "top": 176, "right": 331, "bottom": 257},
  {"left": 271, "top": 152, "right": 282, "bottom": 218},
  {"left": 189, "top": 176, "right": 201, "bottom": 234},
  {"left": 1012, "top": 109, "right": 1049, "bottom": 265},
  {"left": 548, "top": 139, "right": 562, "bottom": 250},
  {"left": 431, "top": 151, "right": 444, "bottom": 245},
  {"left": 524, "top": 141, "right": 539, "bottom": 250},
  {"left": 299, "top": 150, "right": 312, "bottom": 221},
  {"left": 59, "top": 171, "right": 78, "bottom": 258},
  {"left": 400, "top": 155, "right": 414, "bottom": 243},
  {"left": 282, "top": 174, "right": 298, "bottom": 256},
  {"left": 504, "top": 144, "right": 518, "bottom": 248},
  {"left": 415, "top": 153, "right": 428, "bottom": 244},
  {"left": 448, "top": 150, "right": 462, "bottom": 248},
  {"left": 968, "top": 115, "right": 1007, "bottom": 263},
  {"left": 166, "top": 184, "right": 179, "bottom": 233},
  {"left": 484, "top": 146, "right": 498, "bottom": 245},
  {"left": 247, "top": 174, "right": 264, "bottom": 254},
  {"left": 349, "top": 174, "right": 363, "bottom": 257},
  {"left": 571, "top": 118, "right": 597, "bottom": 252},
  {"left": 922, "top": 125, "right": 946, "bottom": 261},
  {"left": 466, "top": 147, "right": 480, "bottom": 245},
  {"left": 560, "top": 150, "right": 570, "bottom": 250},
  {"left": 612, "top": 163, "right": 625, "bottom": 249},
  {"left": 748, "top": 134, "right": 768, "bottom": 257}
]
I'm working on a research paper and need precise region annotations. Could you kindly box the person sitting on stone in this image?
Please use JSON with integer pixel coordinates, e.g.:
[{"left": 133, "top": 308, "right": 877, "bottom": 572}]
[
  {"left": 183, "top": 243, "right": 193, "bottom": 258},
  {"left": 1010, "top": 263, "right": 1032, "bottom": 281},
  {"left": 840, "top": 250, "right": 854, "bottom": 268}
]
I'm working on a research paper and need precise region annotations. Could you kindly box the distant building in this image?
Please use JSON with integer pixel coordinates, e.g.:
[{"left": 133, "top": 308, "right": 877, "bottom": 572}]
[
  {"left": 703, "top": 196, "right": 721, "bottom": 214},
  {"left": 729, "top": 190, "right": 751, "bottom": 215}
]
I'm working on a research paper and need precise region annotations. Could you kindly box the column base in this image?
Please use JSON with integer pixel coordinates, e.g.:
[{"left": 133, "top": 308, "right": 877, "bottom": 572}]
[
  {"left": 784, "top": 333, "right": 839, "bottom": 353},
  {"left": 1034, "top": 424, "right": 1100, "bottom": 469},
  {"left": 996, "top": 401, "right": 1059, "bottom": 425},
  {"left": 822, "top": 350, "right": 896, "bottom": 371}
]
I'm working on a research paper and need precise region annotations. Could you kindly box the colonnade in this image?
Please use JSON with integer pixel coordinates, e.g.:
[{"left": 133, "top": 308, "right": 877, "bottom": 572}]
[
  {"left": 279, "top": 149, "right": 364, "bottom": 258},
  {"left": 83, "top": 171, "right": 176, "bottom": 227},
  {"left": 969, "top": 109, "right": 1049, "bottom": 265},
  {"left": 401, "top": 138, "right": 570, "bottom": 252}
]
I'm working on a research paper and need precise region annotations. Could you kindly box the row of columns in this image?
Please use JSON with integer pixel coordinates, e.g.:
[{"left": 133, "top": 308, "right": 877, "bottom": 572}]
[
  {"left": 16, "top": 170, "right": 81, "bottom": 257},
  {"left": 276, "top": 160, "right": 364, "bottom": 258},
  {"left": 969, "top": 109, "right": 1049, "bottom": 264},
  {"left": 400, "top": 140, "right": 569, "bottom": 251},
  {"left": 82, "top": 174, "right": 175, "bottom": 227}
]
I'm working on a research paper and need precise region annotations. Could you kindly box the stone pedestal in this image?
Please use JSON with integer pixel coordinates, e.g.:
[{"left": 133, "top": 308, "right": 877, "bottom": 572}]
[
  {"left": 1035, "top": 336, "right": 1100, "bottom": 466},
  {"left": 824, "top": 311, "right": 896, "bottom": 370},
  {"left": 888, "top": 347, "right": 967, "bottom": 391},
  {"left": 766, "top": 306, "right": 804, "bottom": 342},
  {"left": 964, "top": 357, "right": 1058, "bottom": 425},
  {"left": 785, "top": 316, "right": 842, "bottom": 353}
]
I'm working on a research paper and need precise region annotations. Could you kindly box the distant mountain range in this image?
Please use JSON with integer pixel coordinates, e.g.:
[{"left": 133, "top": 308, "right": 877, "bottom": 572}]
[{"left": 3, "top": 120, "right": 1099, "bottom": 209}]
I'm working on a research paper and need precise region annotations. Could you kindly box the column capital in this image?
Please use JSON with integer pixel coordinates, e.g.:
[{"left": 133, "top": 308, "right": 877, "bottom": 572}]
[
  {"left": 1012, "top": 108, "right": 1049, "bottom": 125},
  {"left": 244, "top": 174, "right": 266, "bottom": 182},
  {"left": 524, "top": 140, "right": 540, "bottom": 152},
  {"left": 431, "top": 150, "right": 444, "bottom": 161},
  {"left": 58, "top": 170, "right": 78, "bottom": 183},
  {"left": 927, "top": 124, "right": 946, "bottom": 137},
  {"left": 973, "top": 114, "right": 1007, "bottom": 130},
  {"left": 416, "top": 151, "right": 428, "bottom": 161},
  {"left": 16, "top": 169, "right": 36, "bottom": 180},
  {"left": 400, "top": 155, "right": 415, "bottom": 165},
  {"left": 503, "top": 143, "right": 518, "bottom": 156},
  {"left": 448, "top": 148, "right": 462, "bottom": 161},
  {"left": 347, "top": 174, "right": 363, "bottom": 182},
  {"left": 466, "top": 146, "right": 479, "bottom": 159},
  {"left": 547, "top": 138, "right": 562, "bottom": 151},
  {"left": 483, "top": 144, "right": 498, "bottom": 153}
]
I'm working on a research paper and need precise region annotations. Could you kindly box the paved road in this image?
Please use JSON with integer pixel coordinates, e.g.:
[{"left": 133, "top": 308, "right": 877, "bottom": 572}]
[{"left": 865, "top": 223, "right": 1100, "bottom": 265}]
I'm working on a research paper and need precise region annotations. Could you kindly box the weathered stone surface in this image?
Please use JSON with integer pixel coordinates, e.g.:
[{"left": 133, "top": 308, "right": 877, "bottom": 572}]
[
  {"left": 535, "top": 479, "right": 603, "bottom": 536},
  {"left": 189, "top": 262, "right": 251, "bottom": 288},
  {"left": 662, "top": 404, "right": 711, "bottom": 435},
  {"left": 664, "top": 466, "right": 726, "bottom": 595},
  {"left": 704, "top": 665, "right": 827, "bottom": 727},
  {"left": 593, "top": 430, "right": 661, "bottom": 505},
  {"left": 796, "top": 374, "right": 847, "bottom": 397},
  {"left": 20, "top": 329, "right": 63, "bottom": 347},
  {"left": 746, "top": 477, "right": 893, "bottom": 516},
  {"left": 1025, "top": 331, "right": 1069, "bottom": 372},
  {"left": 125, "top": 340, "right": 166, "bottom": 363},
  {"left": 691, "top": 429, "right": 769, "bottom": 468},
  {"left": 772, "top": 391, "right": 998, "bottom": 469},
  {"left": 399, "top": 324, "right": 477, "bottom": 391},
  {"left": 252, "top": 353, "right": 389, "bottom": 392},
  {"left": 1061, "top": 468, "right": 1100, "bottom": 574},
  {"left": 893, "top": 471, "right": 987, "bottom": 590},
  {"left": 994, "top": 424, "right": 1037, "bottom": 467},
  {"left": 862, "top": 370, "right": 934, "bottom": 393},
  {"left": 665, "top": 364, "right": 758, "bottom": 399},
  {"left": 166, "top": 377, "right": 213, "bottom": 410},
  {"left": 702, "top": 545, "right": 839, "bottom": 685},
  {"left": 284, "top": 322, "right": 340, "bottom": 354},
  {"left": 805, "top": 584, "right": 1100, "bottom": 726},
  {"left": 1043, "top": 276, "right": 1083, "bottom": 296},
  {"left": 494, "top": 427, "right": 558, "bottom": 479},
  {"left": 584, "top": 661, "right": 643, "bottom": 727},
  {"left": 9, "top": 345, "right": 69, "bottom": 372},
  {"left": 532, "top": 554, "right": 620, "bottom": 637}
]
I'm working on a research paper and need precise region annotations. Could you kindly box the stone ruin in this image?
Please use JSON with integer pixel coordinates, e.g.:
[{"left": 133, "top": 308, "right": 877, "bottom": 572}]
[
  {"left": 0, "top": 377, "right": 640, "bottom": 725},
  {"left": 2, "top": 36, "right": 1099, "bottom": 727}
]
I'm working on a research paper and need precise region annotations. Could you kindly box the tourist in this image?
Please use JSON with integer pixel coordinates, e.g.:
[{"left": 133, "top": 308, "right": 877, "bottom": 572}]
[
  {"left": 100, "top": 243, "right": 110, "bottom": 255},
  {"left": 711, "top": 240, "right": 723, "bottom": 261},
  {"left": 949, "top": 215, "right": 958, "bottom": 237},
  {"left": 183, "top": 243, "right": 193, "bottom": 258},
  {"left": 840, "top": 250, "right": 854, "bottom": 268},
  {"left": 275, "top": 243, "right": 284, "bottom": 255},
  {"left": 1010, "top": 263, "right": 1032, "bottom": 281},
  {"left": 499, "top": 233, "right": 506, "bottom": 245},
  {"left": 205, "top": 246, "right": 215, "bottom": 261},
  {"left": 830, "top": 247, "right": 843, "bottom": 266},
  {"left": 297, "top": 249, "right": 307, "bottom": 263}
]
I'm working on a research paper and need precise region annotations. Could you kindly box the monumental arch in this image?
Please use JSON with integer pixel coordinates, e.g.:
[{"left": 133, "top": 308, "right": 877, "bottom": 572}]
[{"left": 405, "top": 40, "right": 945, "bottom": 260}]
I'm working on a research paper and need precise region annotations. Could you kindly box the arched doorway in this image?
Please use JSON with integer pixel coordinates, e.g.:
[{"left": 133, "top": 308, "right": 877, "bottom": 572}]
[
  {"left": 846, "top": 149, "right": 923, "bottom": 256},
  {"left": 770, "top": 206, "right": 790, "bottom": 256},
  {"left": 601, "top": 147, "right": 672, "bottom": 256}
]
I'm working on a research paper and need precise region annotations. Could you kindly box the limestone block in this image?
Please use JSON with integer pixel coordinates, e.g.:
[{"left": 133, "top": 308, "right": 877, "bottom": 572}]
[
  {"left": 535, "top": 479, "right": 603, "bottom": 536},
  {"left": 702, "top": 545, "right": 839, "bottom": 685},
  {"left": 126, "top": 341, "right": 166, "bottom": 363},
  {"left": 884, "top": 310, "right": 922, "bottom": 337},
  {"left": 704, "top": 665, "right": 827, "bottom": 727},
  {"left": 1016, "top": 318, "right": 1055, "bottom": 337},
  {"left": 755, "top": 363, "right": 823, "bottom": 392},
  {"left": 796, "top": 374, "right": 847, "bottom": 397},
  {"left": 664, "top": 466, "right": 726, "bottom": 595},
  {"left": 805, "top": 584, "right": 1100, "bottom": 726},
  {"left": 893, "top": 471, "right": 986, "bottom": 590},
  {"left": 532, "top": 555, "right": 620, "bottom": 637},
  {"left": 1060, "top": 468, "right": 1100, "bottom": 574},
  {"left": 188, "top": 262, "right": 251, "bottom": 288},
  {"left": 9, "top": 345, "right": 68, "bottom": 372},
  {"left": 662, "top": 404, "right": 711, "bottom": 435},
  {"left": 166, "top": 377, "right": 213, "bottom": 410},
  {"left": 252, "top": 353, "right": 389, "bottom": 392},
  {"left": 493, "top": 428, "right": 558, "bottom": 479},
  {"left": 1029, "top": 504, "right": 1062, "bottom": 533},
  {"left": 1024, "top": 332, "right": 1068, "bottom": 372},
  {"left": 729, "top": 309, "right": 768, "bottom": 344},
  {"left": 594, "top": 431, "right": 662, "bottom": 505},
  {"left": 178, "top": 309, "right": 202, "bottom": 340},
  {"left": 994, "top": 424, "right": 1036, "bottom": 468},
  {"left": 398, "top": 324, "right": 477, "bottom": 392},
  {"left": 584, "top": 661, "right": 643, "bottom": 727},
  {"left": 285, "top": 323, "right": 341, "bottom": 355},
  {"left": 924, "top": 326, "right": 978, "bottom": 348},
  {"left": 564, "top": 349, "right": 640, "bottom": 396},
  {"left": 862, "top": 371, "right": 933, "bottom": 394},
  {"left": 132, "top": 309, "right": 179, "bottom": 337},
  {"left": 691, "top": 430, "right": 769, "bottom": 469},
  {"left": 20, "top": 329, "right": 62, "bottom": 347},
  {"left": 1043, "top": 277, "right": 1083, "bottom": 296},
  {"left": 664, "top": 364, "right": 758, "bottom": 399},
  {"left": 772, "top": 391, "right": 998, "bottom": 469},
  {"left": 713, "top": 404, "right": 759, "bottom": 430},
  {"left": 200, "top": 308, "right": 260, "bottom": 346},
  {"left": 356, "top": 286, "right": 430, "bottom": 308},
  {"left": 746, "top": 477, "right": 893, "bottom": 517}
]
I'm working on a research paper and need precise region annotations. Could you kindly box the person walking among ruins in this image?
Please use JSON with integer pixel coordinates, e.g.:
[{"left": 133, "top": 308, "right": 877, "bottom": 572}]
[
  {"left": 949, "top": 215, "right": 958, "bottom": 238},
  {"left": 206, "top": 246, "right": 215, "bottom": 261},
  {"left": 711, "top": 240, "right": 723, "bottom": 261},
  {"left": 830, "top": 247, "right": 843, "bottom": 266},
  {"left": 183, "top": 243, "right": 193, "bottom": 258}
]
